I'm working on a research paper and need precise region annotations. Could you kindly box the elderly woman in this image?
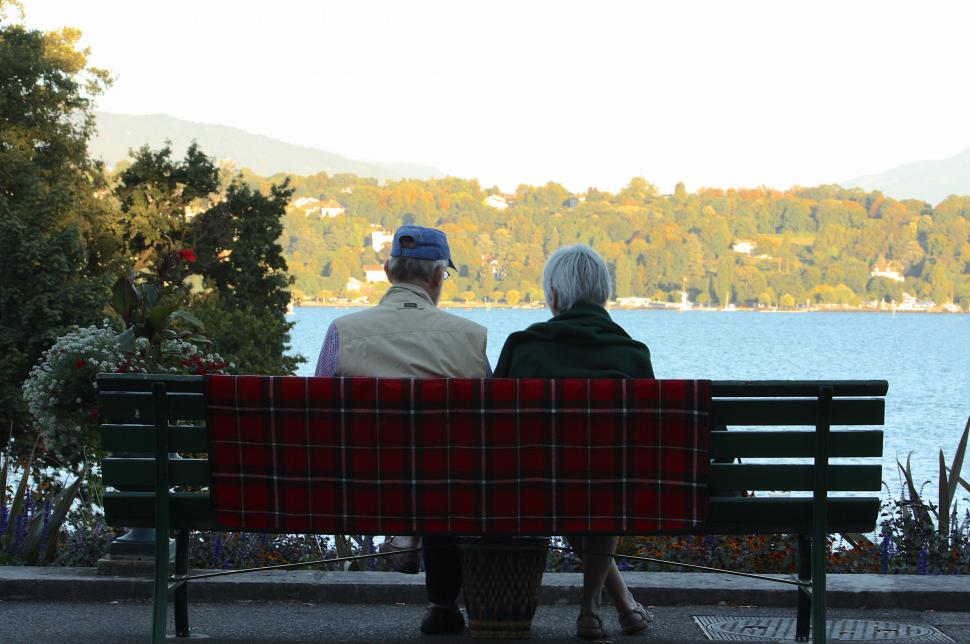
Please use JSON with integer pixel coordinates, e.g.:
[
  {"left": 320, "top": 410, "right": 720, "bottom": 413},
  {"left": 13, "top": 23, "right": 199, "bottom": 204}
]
[{"left": 493, "top": 244, "right": 653, "bottom": 640}]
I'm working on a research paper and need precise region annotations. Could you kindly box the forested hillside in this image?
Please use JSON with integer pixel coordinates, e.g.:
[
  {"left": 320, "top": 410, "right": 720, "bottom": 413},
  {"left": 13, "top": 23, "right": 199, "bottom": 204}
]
[{"left": 240, "top": 170, "right": 970, "bottom": 309}]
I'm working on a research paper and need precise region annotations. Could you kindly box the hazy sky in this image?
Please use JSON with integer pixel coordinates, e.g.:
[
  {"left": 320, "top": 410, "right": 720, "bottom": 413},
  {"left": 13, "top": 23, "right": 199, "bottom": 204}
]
[{"left": 19, "top": 0, "right": 970, "bottom": 192}]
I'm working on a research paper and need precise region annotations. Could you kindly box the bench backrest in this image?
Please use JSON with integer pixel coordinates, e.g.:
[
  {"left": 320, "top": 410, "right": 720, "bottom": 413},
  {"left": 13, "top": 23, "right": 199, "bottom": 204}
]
[{"left": 98, "top": 374, "right": 886, "bottom": 536}]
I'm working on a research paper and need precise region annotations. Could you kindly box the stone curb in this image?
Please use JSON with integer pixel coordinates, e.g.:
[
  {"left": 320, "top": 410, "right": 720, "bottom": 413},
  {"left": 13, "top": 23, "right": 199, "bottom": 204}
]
[{"left": 3, "top": 567, "right": 969, "bottom": 611}]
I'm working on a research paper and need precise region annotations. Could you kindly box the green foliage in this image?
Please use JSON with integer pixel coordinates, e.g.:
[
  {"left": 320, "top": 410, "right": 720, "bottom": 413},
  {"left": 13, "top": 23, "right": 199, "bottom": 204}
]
[
  {"left": 114, "top": 143, "right": 219, "bottom": 272},
  {"left": 189, "top": 180, "right": 303, "bottom": 374},
  {"left": 112, "top": 145, "right": 302, "bottom": 375},
  {"left": 1, "top": 438, "right": 82, "bottom": 565},
  {"left": 892, "top": 417, "right": 970, "bottom": 556},
  {"left": 274, "top": 176, "right": 970, "bottom": 310},
  {"left": 0, "top": 20, "right": 117, "bottom": 435},
  {"left": 23, "top": 265, "right": 228, "bottom": 469}
]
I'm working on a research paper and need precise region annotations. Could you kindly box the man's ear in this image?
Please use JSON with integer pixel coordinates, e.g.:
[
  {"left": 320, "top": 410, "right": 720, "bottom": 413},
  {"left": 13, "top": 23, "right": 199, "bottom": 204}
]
[{"left": 384, "top": 261, "right": 391, "bottom": 281}]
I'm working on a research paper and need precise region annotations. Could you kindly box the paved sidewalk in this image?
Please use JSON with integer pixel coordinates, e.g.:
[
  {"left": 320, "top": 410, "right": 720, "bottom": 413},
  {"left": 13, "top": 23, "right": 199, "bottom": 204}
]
[
  {"left": 2, "top": 567, "right": 969, "bottom": 610},
  {"left": 1, "top": 568, "right": 968, "bottom": 642},
  {"left": 0, "top": 601, "right": 968, "bottom": 643}
]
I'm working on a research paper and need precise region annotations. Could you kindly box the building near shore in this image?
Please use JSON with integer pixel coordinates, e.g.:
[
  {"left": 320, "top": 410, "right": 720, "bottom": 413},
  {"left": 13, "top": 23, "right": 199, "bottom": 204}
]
[{"left": 363, "top": 265, "right": 388, "bottom": 283}]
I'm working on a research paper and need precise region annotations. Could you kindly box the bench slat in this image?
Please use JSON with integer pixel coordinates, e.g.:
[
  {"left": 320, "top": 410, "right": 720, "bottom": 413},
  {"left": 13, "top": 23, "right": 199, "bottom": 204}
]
[
  {"left": 711, "top": 380, "right": 888, "bottom": 397},
  {"left": 98, "top": 374, "right": 205, "bottom": 392},
  {"left": 100, "top": 392, "right": 206, "bottom": 422},
  {"left": 100, "top": 427, "right": 884, "bottom": 458},
  {"left": 100, "top": 392, "right": 884, "bottom": 427},
  {"left": 709, "top": 464, "right": 882, "bottom": 491},
  {"left": 95, "top": 375, "right": 889, "bottom": 398},
  {"left": 102, "top": 493, "right": 880, "bottom": 535},
  {"left": 712, "top": 399, "right": 883, "bottom": 426},
  {"left": 103, "top": 458, "right": 210, "bottom": 487},
  {"left": 705, "top": 497, "right": 881, "bottom": 534},
  {"left": 104, "top": 492, "right": 221, "bottom": 531},
  {"left": 710, "top": 430, "right": 883, "bottom": 458},
  {"left": 102, "top": 425, "right": 208, "bottom": 453}
]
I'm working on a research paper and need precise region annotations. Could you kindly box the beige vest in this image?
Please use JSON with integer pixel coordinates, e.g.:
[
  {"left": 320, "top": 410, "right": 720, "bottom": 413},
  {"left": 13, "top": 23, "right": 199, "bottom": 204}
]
[{"left": 333, "top": 283, "right": 488, "bottom": 378}]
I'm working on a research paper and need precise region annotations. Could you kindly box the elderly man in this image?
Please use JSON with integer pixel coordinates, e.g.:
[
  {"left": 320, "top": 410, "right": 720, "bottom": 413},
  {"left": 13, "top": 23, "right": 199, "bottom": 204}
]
[
  {"left": 493, "top": 244, "right": 653, "bottom": 640},
  {"left": 315, "top": 224, "right": 489, "bottom": 636}
]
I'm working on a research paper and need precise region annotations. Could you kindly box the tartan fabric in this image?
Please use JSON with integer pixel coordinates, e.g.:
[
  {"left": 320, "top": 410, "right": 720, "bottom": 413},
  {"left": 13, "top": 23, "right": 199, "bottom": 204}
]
[{"left": 205, "top": 376, "right": 711, "bottom": 535}]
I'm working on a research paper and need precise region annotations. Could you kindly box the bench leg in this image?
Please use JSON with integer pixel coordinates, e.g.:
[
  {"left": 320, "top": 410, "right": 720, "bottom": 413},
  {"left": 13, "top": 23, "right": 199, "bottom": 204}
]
[
  {"left": 174, "top": 530, "right": 190, "bottom": 637},
  {"left": 152, "top": 525, "right": 169, "bottom": 644},
  {"left": 796, "top": 534, "right": 811, "bottom": 642},
  {"left": 811, "top": 534, "right": 827, "bottom": 644}
]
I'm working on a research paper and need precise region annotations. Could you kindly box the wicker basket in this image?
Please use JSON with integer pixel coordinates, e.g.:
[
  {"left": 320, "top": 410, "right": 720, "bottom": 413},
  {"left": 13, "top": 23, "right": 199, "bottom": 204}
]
[{"left": 460, "top": 537, "right": 549, "bottom": 639}]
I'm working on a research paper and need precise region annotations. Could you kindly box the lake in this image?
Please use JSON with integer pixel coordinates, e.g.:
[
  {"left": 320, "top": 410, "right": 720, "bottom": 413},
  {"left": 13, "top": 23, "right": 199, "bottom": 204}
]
[{"left": 287, "top": 307, "right": 970, "bottom": 506}]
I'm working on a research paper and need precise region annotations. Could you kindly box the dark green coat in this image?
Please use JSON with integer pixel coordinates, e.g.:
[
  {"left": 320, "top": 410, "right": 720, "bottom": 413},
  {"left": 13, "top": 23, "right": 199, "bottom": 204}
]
[{"left": 493, "top": 302, "right": 654, "bottom": 378}]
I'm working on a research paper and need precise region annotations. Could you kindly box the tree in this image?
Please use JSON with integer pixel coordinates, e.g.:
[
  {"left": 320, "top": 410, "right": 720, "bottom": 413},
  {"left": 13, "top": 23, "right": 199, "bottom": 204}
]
[
  {"left": 715, "top": 255, "right": 735, "bottom": 307},
  {"left": 190, "top": 181, "right": 303, "bottom": 375},
  {"left": 114, "top": 143, "right": 219, "bottom": 273},
  {"left": 0, "top": 17, "right": 116, "bottom": 432},
  {"left": 614, "top": 255, "right": 634, "bottom": 298},
  {"left": 114, "top": 142, "right": 301, "bottom": 375}
]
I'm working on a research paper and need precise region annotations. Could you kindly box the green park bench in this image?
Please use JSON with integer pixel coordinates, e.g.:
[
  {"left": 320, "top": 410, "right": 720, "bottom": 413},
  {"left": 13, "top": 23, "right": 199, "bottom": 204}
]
[{"left": 97, "top": 374, "right": 886, "bottom": 644}]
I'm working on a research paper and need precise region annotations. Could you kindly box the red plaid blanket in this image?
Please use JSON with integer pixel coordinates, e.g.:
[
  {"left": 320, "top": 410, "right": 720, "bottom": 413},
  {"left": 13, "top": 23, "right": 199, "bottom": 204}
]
[{"left": 205, "top": 376, "right": 711, "bottom": 534}]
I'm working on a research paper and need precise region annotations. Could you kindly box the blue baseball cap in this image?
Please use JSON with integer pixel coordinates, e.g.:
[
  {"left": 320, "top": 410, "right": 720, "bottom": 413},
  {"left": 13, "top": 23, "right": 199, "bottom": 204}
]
[{"left": 391, "top": 225, "right": 457, "bottom": 270}]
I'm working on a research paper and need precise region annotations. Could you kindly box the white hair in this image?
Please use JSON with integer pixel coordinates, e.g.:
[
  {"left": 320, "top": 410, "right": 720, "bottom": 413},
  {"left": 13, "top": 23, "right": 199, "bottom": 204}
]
[
  {"left": 543, "top": 244, "right": 613, "bottom": 313},
  {"left": 386, "top": 256, "right": 448, "bottom": 285}
]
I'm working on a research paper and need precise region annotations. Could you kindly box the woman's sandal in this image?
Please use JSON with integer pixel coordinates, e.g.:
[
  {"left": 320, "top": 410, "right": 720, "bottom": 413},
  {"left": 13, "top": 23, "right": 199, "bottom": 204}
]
[
  {"left": 577, "top": 613, "right": 608, "bottom": 640},
  {"left": 618, "top": 602, "right": 652, "bottom": 635}
]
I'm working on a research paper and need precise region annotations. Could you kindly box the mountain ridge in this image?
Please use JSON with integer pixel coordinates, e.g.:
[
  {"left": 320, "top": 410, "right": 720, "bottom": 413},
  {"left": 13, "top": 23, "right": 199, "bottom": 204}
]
[
  {"left": 90, "top": 112, "right": 444, "bottom": 181},
  {"left": 842, "top": 147, "right": 970, "bottom": 204}
]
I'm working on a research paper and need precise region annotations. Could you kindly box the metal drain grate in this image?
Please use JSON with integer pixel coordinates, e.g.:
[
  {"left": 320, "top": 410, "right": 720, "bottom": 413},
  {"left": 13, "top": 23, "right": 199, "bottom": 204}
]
[{"left": 693, "top": 616, "right": 955, "bottom": 642}]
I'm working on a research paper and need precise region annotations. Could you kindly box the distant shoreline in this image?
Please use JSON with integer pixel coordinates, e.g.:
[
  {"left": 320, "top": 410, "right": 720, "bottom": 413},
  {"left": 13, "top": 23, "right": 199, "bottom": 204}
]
[{"left": 291, "top": 302, "right": 966, "bottom": 314}]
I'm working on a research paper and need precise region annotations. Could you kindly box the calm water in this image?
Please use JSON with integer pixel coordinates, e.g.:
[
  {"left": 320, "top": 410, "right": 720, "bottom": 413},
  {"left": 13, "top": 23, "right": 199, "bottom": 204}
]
[{"left": 287, "top": 307, "right": 970, "bottom": 504}]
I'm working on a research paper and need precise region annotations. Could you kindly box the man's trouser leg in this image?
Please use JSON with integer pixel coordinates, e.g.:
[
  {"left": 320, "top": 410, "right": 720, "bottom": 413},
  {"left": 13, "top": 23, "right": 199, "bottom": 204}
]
[{"left": 422, "top": 535, "right": 462, "bottom": 604}]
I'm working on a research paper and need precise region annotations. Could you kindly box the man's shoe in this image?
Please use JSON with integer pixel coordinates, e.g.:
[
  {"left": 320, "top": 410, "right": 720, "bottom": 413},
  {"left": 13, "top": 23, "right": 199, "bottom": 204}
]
[
  {"left": 420, "top": 605, "right": 465, "bottom": 635},
  {"left": 379, "top": 536, "right": 421, "bottom": 574}
]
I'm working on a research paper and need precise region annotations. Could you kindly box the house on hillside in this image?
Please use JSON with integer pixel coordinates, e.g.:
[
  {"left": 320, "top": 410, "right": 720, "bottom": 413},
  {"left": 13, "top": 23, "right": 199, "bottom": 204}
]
[
  {"left": 371, "top": 229, "right": 394, "bottom": 253},
  {"left": 302, "top": 199, "right": 345, "bottom": 218},
  {"left": 363, "top": 264, "right": 388, "bottom": 283},
  {"left": 345, "top": 277, "right": 364, "bottom": 292},
  {"left": 292, "top": 196, "right": 318, "bottom": 208},
  {"left": 318, "top": 199, "right": 345, "bottom": 218},
  {"left": 870, "top": 262, "right": 904, "bottom": 283},
  {"left": 483, "top": 194, "right": 509, "bottom": 210},
  {"left": 731, "top": 240, "right": 756, "bottom": 255}
]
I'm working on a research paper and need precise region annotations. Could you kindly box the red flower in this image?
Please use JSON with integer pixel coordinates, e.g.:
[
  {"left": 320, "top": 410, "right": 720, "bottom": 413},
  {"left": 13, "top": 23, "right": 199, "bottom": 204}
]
[
  {"left": 89, "top": 408, "right": 100, "bottom": 419},
  {"left": 178, "top": 249, "right": 197, "bottom": 263},
  {"left": 74, "top": 359, "right": 87, "bottom": 369}
]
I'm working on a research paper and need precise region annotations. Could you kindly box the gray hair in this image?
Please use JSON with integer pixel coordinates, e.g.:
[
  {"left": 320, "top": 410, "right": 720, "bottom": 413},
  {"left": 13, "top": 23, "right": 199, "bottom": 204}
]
[
  {"left": 543, "top": 244, "right": 613, "bottom": 312},
  {"left": 386, "top": 256, "right": 448, "bottom": 285}
]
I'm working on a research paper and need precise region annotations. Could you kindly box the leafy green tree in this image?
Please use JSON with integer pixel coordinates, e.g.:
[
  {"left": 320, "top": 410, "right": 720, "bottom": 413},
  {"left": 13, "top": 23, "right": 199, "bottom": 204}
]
[
  {"left": 614, "top": 255, "right": 634, "bottom": 298},
  {"left": 114, "top": 143, "right": 219, "bottom": 272},
  {"left": 715, "top": 255, "right": 735, "bottom": 307},
  {"left": 0, "top": 17, "right": 116, "bottom": 432},
  {"left": 190, "top": 181, "right": 303, "bottom": 374}
]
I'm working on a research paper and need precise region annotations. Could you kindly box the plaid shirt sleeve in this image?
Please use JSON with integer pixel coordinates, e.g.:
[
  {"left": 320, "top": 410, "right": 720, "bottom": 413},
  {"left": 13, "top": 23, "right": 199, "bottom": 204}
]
[{"left": 314, "top": 322, "right": 339, "bottom": 376}]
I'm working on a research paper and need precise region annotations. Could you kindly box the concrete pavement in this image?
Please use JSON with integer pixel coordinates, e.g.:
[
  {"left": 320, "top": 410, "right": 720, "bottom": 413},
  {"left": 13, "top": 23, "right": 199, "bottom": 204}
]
[
  {"left": 2, "top": 567, "right": 969, "bottom": 610},
  {"left": 1, "top": 567, "right": 968, "bottom": 642}
]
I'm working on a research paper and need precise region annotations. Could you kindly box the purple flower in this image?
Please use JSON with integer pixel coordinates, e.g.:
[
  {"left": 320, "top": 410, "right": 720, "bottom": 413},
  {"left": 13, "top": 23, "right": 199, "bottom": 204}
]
[
  {"left": 917, "top": 545, "right": 929, "bottom": 575},
  {"left": 702, "top": 535, "right": 715, "bottom": 562},
  {"left": 879, "top": 532, "right": 893, "bottom": 574}
]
